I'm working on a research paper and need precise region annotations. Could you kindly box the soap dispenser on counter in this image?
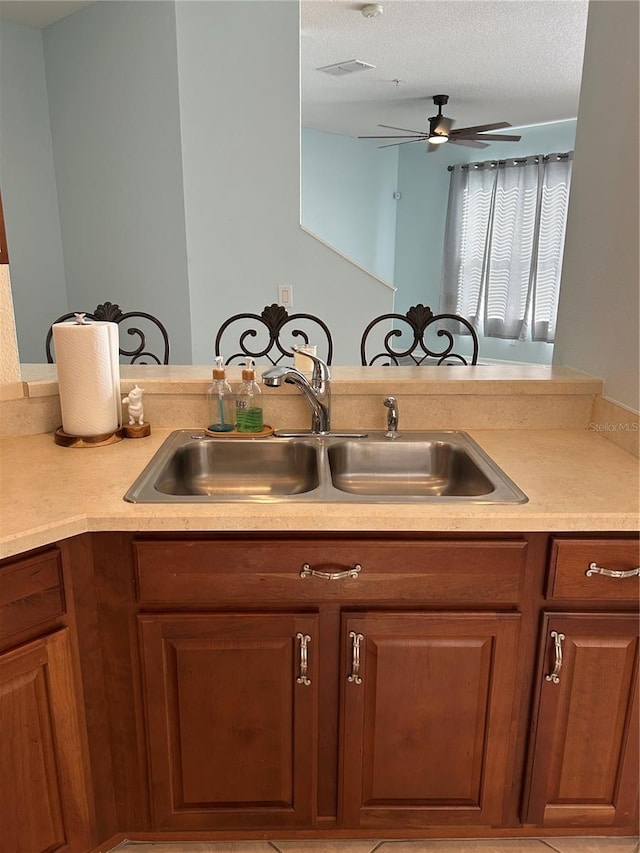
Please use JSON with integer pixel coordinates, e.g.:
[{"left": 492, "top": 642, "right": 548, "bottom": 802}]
[
  {"left": 207, "top": 356, "right": 235, "bottom": 432},
  {"left": 236, "top": 357, "right": 264, "bottom": 433}
]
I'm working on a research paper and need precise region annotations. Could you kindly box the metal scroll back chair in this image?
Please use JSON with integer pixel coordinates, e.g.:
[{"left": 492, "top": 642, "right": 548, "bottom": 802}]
[
  {"left": 46, "top": 302, "right": 170, "bottom": 365},
  {"left": 360, "top": 304, "right": 479, "bottom": 366},
  {"left": 214, "top": 303, "right": 333, "bottom": 366}
]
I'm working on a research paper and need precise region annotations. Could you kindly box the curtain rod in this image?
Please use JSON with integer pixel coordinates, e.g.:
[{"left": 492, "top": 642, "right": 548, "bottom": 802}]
[{"left": 447, "top": 151, "right": 572, "bottom": 172}]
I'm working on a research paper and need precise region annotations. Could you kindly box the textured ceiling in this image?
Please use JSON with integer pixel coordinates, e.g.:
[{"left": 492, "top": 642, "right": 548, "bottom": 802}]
[
  {"left": 0, "top": 0, "right": 588, "bottom": 139},
  {"left": 302, "top": 0, "right": 589, "bottom": 138}
]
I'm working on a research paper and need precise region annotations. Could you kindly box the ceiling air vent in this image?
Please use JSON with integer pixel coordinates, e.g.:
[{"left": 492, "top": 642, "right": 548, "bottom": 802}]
[{"left": 317, "top": 59, "right": 375, "bottom": 76}]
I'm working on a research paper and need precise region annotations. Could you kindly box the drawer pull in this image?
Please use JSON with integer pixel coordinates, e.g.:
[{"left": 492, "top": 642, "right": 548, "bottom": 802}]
[
  {"left": 348, "top": 631, "right": 364, "bottom": 685},
  {"left": 300, "top": 563, "right": 362, "bottom": 580},
  {"left": 586, "top": 562, "right": 640, "bottom": 579},
  {"left": 545, "top": 631, "right": 565, "bottom": 684},
  {"left": 296, "top": 632, "right": 311, "bottom": 686}
]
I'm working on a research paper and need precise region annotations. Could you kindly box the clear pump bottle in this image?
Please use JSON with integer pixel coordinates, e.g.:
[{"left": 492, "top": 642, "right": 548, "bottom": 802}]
[
  {"left": 235, "top": 357, "right": 263, "bottom": 433},
  {"left": 207, "top": 356, "right": 235, "bottom": 432}
]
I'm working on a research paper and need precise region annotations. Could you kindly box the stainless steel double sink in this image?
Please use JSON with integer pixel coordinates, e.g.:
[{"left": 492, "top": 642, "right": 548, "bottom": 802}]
[{"left": 124, "top": 430, "right": 527, "bottom": 504}]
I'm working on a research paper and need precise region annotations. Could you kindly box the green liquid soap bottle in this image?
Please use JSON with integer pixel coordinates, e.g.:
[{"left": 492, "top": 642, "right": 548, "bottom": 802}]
[
  {"left": 236, "top": 357, "right": 263, "bottom": 433},
  {"left": 207, "top": 356, "right": 235, "bottom": 432}
]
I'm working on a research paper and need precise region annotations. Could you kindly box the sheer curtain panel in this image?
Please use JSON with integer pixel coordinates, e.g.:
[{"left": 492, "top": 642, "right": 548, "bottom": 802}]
[{"left": 440, "top": 153, "right": 572, "bottom": 344}]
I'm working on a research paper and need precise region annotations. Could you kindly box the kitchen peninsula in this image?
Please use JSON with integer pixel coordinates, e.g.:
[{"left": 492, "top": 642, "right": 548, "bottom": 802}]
[{"left": 0, "top": 364, "right": 638, "bottom": 852}]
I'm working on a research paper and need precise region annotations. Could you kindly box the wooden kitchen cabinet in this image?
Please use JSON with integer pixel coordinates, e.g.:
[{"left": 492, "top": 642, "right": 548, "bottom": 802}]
[
  {"left": 525, "top": 613, "right": 639, "bottom": 828},
  {"left": 0, "top": 546, "right": 94, "bottom": 853},
  {"left": 133, "top": 534, "right": 531, "bottom": 832},
  {"left": 524, "top": 535, "right": 640, "bottom": 831},
  {"left": 0, "top": 630, "right": 93, "bottom": 853},
  {"left": 339, "top": 611, "right": 521, "bottom": 828},
  {"left": 138, "top": 611, "right": 319, "bottom": 830}
]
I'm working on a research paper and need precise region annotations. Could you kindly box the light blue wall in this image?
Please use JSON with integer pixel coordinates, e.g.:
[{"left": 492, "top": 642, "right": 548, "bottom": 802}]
[
  {"left": 41, "top": 0, "right": 193, "bottom": 363},
  {"left": 174, "top": 0, "right": 392, "bottom": 364},
  {"left": 301, "top": 128, "right": 398, "bottom": 283},
  {"left": 1, "top": 0, "right": 393, "bottom": 366},
  {"left": 0, "top": 21, "right": 67, "bottom": 363},
  {"left": 300, "top": 120, "right": 576, "bottom": 364}
]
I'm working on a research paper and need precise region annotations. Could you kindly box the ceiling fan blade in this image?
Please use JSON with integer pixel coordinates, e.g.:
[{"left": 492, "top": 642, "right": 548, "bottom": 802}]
[
  {"left": 479, "top": 133, "right": 522, "bottom": 142},
  {"left": 359, "top": 134, "right": 427, "bottom": 140},
  {"left": 451, "top": 133, "right": 522, "bottom": 142},
  {"left": 447, "top": 138, "right": 491, "bottom": 149},
  {"left": 379, "top": 138, "right": 427, "bottom": 149},
  {"left": 378, "top": 123, "right": 427, "bottom": 134},
  {"left": 450, "top": 121, "right": 512, "bottom": 135}
]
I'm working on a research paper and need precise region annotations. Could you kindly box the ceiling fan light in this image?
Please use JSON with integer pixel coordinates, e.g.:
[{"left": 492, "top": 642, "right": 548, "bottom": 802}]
[{"left": 429, "top": 134, "right": 448, "bottom": 145}]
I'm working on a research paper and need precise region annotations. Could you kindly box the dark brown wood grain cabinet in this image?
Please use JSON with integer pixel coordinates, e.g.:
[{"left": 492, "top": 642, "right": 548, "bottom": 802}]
[
  {"left": 524, "top": 536, "right": 640, "bottom": 831},
  {"left": 339, "top": 611, "right": 521, "bottom": 828},
  {"left": 133, "top": 535, "right": 533, "bottom": 832},
  {"left": 525, "top": 613, "right": 639, "bottom": 828},
  {"left": 138, "top": 611, "right": 319, "bottom": 830},
  {"left": 0, "top": 549, "right": 94, "bottom": 853},
  {"left": 2, "top": 531, "right": 638, "bottom": 848}
]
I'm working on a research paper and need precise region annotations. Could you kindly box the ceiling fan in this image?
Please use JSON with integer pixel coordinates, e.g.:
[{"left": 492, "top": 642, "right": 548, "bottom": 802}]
[{"left": 359, "top": 94, "right": 522, "bottom": 150}]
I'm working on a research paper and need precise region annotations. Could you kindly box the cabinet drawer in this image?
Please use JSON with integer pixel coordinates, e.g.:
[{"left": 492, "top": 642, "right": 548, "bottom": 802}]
[
  {"left": 547, "top": 537, "right": 640, "bottom": 601},
  {"left": 0, "top": 548, "right": 65, "bottom": 644},
  {"left": 134, "top": 538, "right": 527, "bottom": 606}
]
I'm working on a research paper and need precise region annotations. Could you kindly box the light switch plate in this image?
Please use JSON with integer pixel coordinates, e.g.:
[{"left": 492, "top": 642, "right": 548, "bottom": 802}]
[{"left": 278, "top": 285, "right": 293, "bottom": 307}]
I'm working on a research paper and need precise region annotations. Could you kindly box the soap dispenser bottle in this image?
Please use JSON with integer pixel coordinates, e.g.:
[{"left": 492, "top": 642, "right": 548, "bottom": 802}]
[
  {"left": 207, "top": 356, "right": 235, "bottom": 432},
  {"left": 236, "top": 357, "right": 263, "bottom": 433}
]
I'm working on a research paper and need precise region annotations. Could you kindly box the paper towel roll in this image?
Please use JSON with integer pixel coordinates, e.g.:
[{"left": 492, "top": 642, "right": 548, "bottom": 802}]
[{"left": 53, "top": 319, "right": 122, "bottom": 436}]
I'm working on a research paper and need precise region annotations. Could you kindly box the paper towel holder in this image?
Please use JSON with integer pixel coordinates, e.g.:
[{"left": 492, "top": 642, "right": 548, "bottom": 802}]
[{"left": 51, "top": 312, "right": 125, "bottom": 447}]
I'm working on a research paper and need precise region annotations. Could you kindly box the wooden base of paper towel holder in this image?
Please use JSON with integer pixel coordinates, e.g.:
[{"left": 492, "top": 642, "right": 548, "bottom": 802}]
[{"left": 54, "top": 427, "right": 125, "bottom": 448}]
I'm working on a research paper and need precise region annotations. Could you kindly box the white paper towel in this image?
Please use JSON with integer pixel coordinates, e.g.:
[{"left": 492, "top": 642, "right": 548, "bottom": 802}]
[{"left": 53, "top": 319, "right": 122, "bottom": 436}]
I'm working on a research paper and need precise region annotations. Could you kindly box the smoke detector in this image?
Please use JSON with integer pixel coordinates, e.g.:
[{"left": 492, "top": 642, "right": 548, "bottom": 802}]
[{"left": 361, "top": 4, "right": 383, "bottom": 17}]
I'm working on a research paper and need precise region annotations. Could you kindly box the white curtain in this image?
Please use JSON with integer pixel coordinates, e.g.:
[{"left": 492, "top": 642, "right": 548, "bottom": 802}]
[{"left": 440, "top": 153, "right": 572, "bottom": 343}]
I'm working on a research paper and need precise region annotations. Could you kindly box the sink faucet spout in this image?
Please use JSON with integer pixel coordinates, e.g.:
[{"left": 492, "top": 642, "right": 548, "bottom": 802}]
[{"left": 262, "top": 348, "right": 331, "bottom": 434}]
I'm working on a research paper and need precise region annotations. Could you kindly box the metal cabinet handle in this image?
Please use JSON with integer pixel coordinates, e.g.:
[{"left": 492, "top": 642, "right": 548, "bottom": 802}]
[
  {"left": 586, "top": 562, "right": 640, "bottom": 579},
  {"left": 300, "top": 563, "right": 362, "bottom": 580},
  {"left": 545, "top": 631, "right": 565, "bottom": 684},
  {"left": 348, "top": 631, "right": 363, "bottom": 685},
  {"left": 296, "top": 632, "right": 311, "bottom": 686}
]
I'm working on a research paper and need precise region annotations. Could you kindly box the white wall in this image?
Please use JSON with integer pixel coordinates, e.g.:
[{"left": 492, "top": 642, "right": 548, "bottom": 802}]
[
  {"left": 0, "top": 21, "right": 67, "bottom": 363},
  {"left": 554, "top": 0, "right": 639, "bottom": 410}
]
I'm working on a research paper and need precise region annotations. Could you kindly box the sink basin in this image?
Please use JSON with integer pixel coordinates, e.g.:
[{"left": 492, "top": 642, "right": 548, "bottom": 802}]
[
  {"left": 328, "top": 439, "right": 494, "bottom": 497},
  {"left": 135, "top": 435, "right": 319, "bottom": 498},
  {"left": 124, "top": 430, "right": 527, "bottom": 504}
]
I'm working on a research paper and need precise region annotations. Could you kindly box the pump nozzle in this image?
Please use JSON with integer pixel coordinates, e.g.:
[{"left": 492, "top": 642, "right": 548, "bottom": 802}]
[{"left": 213, "top": 355, "right": 226, "bottom": 379}]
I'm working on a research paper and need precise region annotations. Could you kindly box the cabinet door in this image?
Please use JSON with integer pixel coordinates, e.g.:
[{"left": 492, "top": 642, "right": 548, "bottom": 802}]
[
  {"left": 526, "top": 613, "right": 639, "bottom": 829},
  {"left": 139, "top": 612, "right": 318, "bottom": 830},
  {"left": 339, "top": 611, "right": 521, "bottom": 828},
  {"left": 0, "top": 630, "right": 93, "bottom": 853}
]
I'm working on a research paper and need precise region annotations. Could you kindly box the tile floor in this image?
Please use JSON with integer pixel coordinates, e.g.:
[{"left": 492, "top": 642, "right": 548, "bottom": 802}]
[{"left": 110, "top": 838, "right": 640, "bottom": 853}]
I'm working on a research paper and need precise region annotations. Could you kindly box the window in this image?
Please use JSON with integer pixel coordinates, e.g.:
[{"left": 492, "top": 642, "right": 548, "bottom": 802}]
[{"left": 439, "top": 153, "right": 572, "bottom": 344}]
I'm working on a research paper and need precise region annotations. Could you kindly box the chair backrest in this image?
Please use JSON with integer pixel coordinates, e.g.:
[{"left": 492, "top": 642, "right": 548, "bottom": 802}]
[
  {"left": 214, "top": 303, "right": 333, "bottom": 365},
  {"left": 46, "top": 302, "right": 170, "bottom": 365},
  {"left": 360, "top": 303, "right": 478, "bottom": 366}
]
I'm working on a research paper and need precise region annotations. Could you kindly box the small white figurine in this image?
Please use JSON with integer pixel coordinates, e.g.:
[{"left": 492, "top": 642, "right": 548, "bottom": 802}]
[{"left": 122, "top": 385, "right": 145, "bottom": 425}]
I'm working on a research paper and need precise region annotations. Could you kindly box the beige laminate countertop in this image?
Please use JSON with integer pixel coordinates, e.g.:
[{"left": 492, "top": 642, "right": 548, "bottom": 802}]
[{"left": 1, "top": 427, "right": 638, "bottom": 559}]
